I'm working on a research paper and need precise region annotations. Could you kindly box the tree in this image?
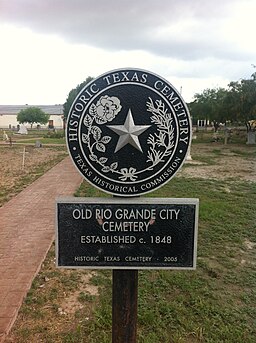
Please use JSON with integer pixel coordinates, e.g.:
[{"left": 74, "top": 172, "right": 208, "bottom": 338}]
[
  {"left": 188, "top": 87, "right": 228, "bottom": 131},
  {"left": 189, "top": 71, "right": 256, "bottom": 134},
  {"left": 17, "top": 107, "right": 50, "bottom": 128},
  {"left": 63, "top": 76, "right": 94, "bottom": 119},
  {"left": 226, "top": 73, "right": 256, "bottom": 132}
]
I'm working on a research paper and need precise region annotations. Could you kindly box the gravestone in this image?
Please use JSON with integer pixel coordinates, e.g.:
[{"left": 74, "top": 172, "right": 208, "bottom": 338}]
[
  {"left": 3, "top": 131, "right": 8, "bottom": 141},
  {"left": 246, "top": 131, "right": 256, "bottom": 144},
  {"left": 18, "top": 125, "right": 28, "bottom": 135},
  {"left": 35, "top": 140, "right": 42, "bottom": 148}
]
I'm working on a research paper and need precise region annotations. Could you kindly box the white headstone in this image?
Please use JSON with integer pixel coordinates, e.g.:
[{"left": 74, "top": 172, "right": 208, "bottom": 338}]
[
  {"left": 246, "top": 131, "right": 256, "bottom": 145},
  {"left": 3, "top": 131, "right": 9, "bottom": 141},
  {"left": 18, "top": 125, "right": 28, "bottom": 135}
]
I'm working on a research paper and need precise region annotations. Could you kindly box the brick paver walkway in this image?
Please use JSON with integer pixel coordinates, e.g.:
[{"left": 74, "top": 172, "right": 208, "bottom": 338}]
[{"left": 0, "top": 157, "right": 82, "bottom": 342}]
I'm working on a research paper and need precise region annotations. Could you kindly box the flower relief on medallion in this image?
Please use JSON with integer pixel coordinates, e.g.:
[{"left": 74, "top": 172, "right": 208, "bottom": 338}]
[{"left": 82, "top": 95, "right": 175, "bottom": 182}]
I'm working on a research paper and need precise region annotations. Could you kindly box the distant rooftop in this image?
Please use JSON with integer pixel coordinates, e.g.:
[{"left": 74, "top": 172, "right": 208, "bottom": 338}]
[{"left": 0, "top": 104, "right": 63, "bottom": 115}]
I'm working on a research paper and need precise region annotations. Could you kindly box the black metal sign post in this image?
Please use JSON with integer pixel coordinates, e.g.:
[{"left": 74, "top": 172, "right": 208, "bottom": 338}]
[
  {"left": 112, "top": 191, "right": 138, "bottom": 343},
  {"left": 112, "top": 269, "right": 138, "bottom": 343},
  {"left": 56, "top": 198, "right": 198, "bottom": 342},
  {"left": 62, "top": 68, "right": 196, "bottom": 343}
]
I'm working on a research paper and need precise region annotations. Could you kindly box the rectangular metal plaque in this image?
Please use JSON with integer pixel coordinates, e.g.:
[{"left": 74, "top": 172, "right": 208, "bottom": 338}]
[{"left": 56, "top": 197, "right": 199, "bottom": 270}]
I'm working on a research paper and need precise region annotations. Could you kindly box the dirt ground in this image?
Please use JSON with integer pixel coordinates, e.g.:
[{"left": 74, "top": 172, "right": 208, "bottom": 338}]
[
  {"left": 179, "top": 144, "right": 256, "bottom": 182},
  {"left": 0, "top": 144, "right": 67, "bottom": 205},
  {"left": 0, "top": 144, "right": 255, "bottom": 193},
  {"left": 0, "top": 142, "right": 254, "bottom": 207}
]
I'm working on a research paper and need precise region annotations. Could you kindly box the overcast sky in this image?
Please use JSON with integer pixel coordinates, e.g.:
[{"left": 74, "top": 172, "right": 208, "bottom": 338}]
[{"left": 0, "top": 0, "right": 255, "bottom": 105}]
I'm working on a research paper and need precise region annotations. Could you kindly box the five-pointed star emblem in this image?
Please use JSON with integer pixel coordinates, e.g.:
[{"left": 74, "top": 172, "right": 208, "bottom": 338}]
[{"left": 107, "top": 109, "right": 151, "bottom": 153}]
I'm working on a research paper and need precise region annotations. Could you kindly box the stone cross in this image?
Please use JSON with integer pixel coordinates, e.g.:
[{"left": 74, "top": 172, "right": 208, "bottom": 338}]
[{"left": 20, "top": 147, "right": 29, "bottom": 170}]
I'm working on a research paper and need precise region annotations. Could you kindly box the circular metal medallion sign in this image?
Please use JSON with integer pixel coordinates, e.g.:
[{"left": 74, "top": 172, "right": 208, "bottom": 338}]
[{"left": 66, "top": 68, "right": 192, "bottom": 197}]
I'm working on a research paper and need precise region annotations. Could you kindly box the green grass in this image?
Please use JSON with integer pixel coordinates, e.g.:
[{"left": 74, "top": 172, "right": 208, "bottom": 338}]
[
  {"left": 230, "top": 148, "right": 256, "bottom": 157},
  {"left": 192, "top": 128, "right": 248, "bottom": 145},
  {"left": 17, "top": 137, "right": 66, "bottom": 145},
  {"left": 0, "top": 129, "right": 66, "bottom": 145},
  {"left": 71, "top": 177, "right": 256, "bottom": 343},
  {"left": 74, "top": 181, "right": 108, "bottom": 198},
  {"left": 191, "top": 154, "right": 217, "bottom": 165}
]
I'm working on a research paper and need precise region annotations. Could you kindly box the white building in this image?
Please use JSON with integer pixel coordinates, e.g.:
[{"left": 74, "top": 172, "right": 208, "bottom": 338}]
[{"left": 0, "top": 104, "right": 64, "bottom": 129}]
